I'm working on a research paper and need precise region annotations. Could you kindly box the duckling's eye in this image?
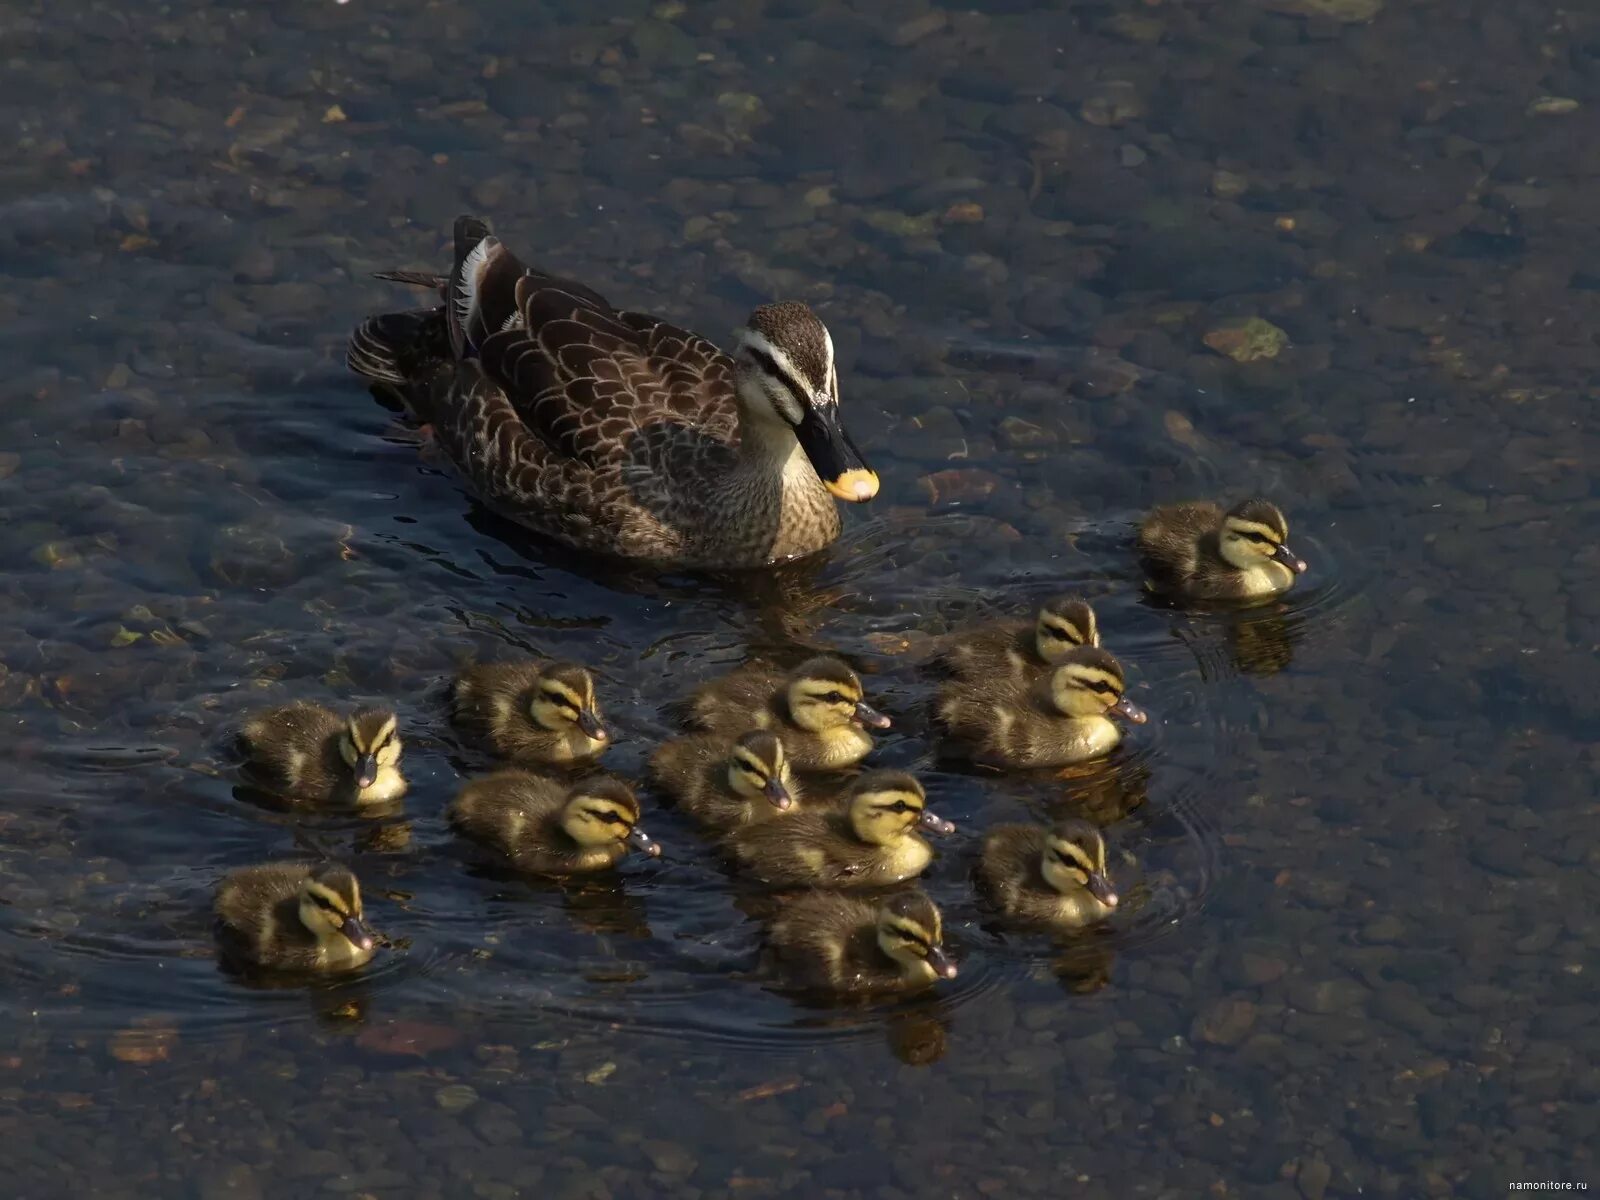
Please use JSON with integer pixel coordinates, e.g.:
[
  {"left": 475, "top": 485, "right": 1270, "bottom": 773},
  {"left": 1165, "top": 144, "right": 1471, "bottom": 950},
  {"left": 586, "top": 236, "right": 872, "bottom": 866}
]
[
  {"left": 311, "top": 894, "right": 342, "bottom": 913},
  {"left": 820, "top": 691, "right": 847, "bottom": 705},
  {"left": 596, "top": 810, "right": 628, "bottom": 826},
  {"left": 1246, "top": 532, "right": 1276, "bottom": 546},
  {"left": 1083, "top": 680, "right": 1114, "bottom": 696}
]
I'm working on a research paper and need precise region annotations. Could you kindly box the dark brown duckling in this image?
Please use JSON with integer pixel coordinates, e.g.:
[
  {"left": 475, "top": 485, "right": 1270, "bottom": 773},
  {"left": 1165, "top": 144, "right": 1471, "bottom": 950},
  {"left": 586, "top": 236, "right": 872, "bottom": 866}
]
[
  {"left": 237, "top": 702, "right": 405, "bottom": 806},
  {"left": 448, "top": 771, "right": 659, "bottom": 876},
  {"left": 214, "top": 862, "right": 377, "bottom": 973},
  {"left": 1137, "top": 497, "right": 1306, "bottom": 601}
]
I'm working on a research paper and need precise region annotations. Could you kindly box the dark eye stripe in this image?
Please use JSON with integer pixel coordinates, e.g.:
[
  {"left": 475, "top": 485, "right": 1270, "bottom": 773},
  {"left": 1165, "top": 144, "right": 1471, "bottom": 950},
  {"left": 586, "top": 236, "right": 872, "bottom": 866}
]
[{"left": 745, "top": 347, "right": 811, "bottom": 405}]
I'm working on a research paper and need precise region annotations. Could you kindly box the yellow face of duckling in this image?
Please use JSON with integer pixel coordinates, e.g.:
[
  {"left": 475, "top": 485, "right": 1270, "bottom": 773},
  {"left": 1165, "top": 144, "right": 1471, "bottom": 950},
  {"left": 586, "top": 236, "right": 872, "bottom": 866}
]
[
  {"left": 726, "top": 730, "right": 794, "bottom": 811},
  {"left": 875, "top": 893, "right": 958, "bottom": 980},
  {"left": 1041, "top": 820, "right": 1119, "bottom": 909},
  {"left": 337, "top": 709, "right": 402, "bottom": 793},
  {"left": 559, "top": 778, "right": 660, "bottom": 857},
  {"left": 785, "top": 656, "right": 890, "bottom": 734},
  {"left": 845, "top": 772, "right": 955, "bottom": 845},
  {"left": 529, "top": 665, "right": 608, "bottom": 743},
  {"left": 1033, "top": 594, "right": 1100, "bottom": 663},
  {"left": 1042, "top": 648, "right": 1148, "bottom": 725},
  {"left": 296, "top": 865, "right": 375, "bottom": 956},
  {"left": 1217, "top": 499, "right": 1307, "bottom": 576}
]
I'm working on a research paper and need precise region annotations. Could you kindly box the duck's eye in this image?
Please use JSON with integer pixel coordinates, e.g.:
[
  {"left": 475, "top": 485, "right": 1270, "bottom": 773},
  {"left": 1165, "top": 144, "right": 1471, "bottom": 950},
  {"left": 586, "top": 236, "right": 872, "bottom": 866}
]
[
  {"left": 820, "top": 691, "right": 847, "bottom": 704},
  {"left": 1246, "top": 532, "right": 1276, "bottom": 546},
  {"left": 1082, "top": 680, "right": 1112, "bottom": 696},
  {"left": 311, "top": 894, "right": 341, "bottom": 913}
]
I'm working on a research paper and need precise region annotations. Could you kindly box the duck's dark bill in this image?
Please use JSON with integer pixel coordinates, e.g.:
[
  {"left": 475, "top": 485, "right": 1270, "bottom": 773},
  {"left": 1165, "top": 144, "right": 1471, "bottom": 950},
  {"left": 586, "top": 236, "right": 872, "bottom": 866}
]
[
  {"left": 627, "top": 827, "right": 662, "bottom": 857},
  {"left": 762, "top": 779, "right": 793, "bottom": 809},
  {"left": 1110, "top": 696, "right": 1148, "bottom": 724},
  {"left": 577, "top": 710, "right": 607, "bottom": 740},
  {"left": 1087, "top": 873, "right": 1120, "bottom": 908},
  {"left": 795, "top": 405, "right": 879, "bottom": 502},
  {"left": 341, "top": 915, "right": 375, "bottom": 951},
  {"left": 1272, "top": 543, "right": 1308, "bottom": 573},
  {"left": 853, "top": 701, "right": 892, "bottom": 730},
  {"left": 355, "top": 754, "right": 380, "bottom": 789},
  {"left": 917, "top": 809, "right": 956, "bottom": 836},
  {"left": 925, "top": 945, "right": 959, "bottom": 979}
]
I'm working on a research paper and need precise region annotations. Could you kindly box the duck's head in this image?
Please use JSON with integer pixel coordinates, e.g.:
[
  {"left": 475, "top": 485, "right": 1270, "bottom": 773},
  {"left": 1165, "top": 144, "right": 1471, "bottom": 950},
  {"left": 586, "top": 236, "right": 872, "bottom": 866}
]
[
  {"left": 1218, "top": 499, "right": 1307, "bottom": 575},
  {"left": 732, "top": 301, "right": 878, "bottom": 504},
  {"left": 296, "top": 864, "right": 374, "bottom": 953},
  {"left": 1039, "top": 648, "right": 1147, "bottom": 724},
  {"left": 529, "top": 664, "right": 608, "bottom": 743},
  {"left": 338, "top": 708, "right": 402, "bottom": 791},
  {"left": 1034, "top": 593, "right": 1100, "bottom": 662},
  {"left": 560, "top": 777, "right": 659, "bottom": 857},
  {"left": 726, "top": 730, "right": 795, "bottom": 811},
  {"left": 845, "top": 770, "right": 955, "bottom": 845},
  {"left": 875, "top": 892, "right": 958, "bottom": 981},
  {"left": 784, "top": 656, "right": 890, "bottom": 734},
  {"left": 1042, "top": 819, "right": 1119, "bottom": 909}
]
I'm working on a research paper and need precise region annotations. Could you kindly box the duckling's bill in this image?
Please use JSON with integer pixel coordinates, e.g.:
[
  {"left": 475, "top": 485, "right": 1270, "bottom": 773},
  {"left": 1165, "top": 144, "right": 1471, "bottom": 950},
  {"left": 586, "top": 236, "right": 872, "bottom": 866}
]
[
  {"left": 577, "top": 709, "right": 608, "bottom": 740},
  {"left": 1272, "top": 543, "right": 1308, "bottom": 573},
  {"left": 1111, "top": 696, "right": 1148, "bottom": 724},
  {"left": 763, "top": 778, "right": 794, "bottom": 810},
  {"left": 354, "top": 752, "right": 380, "bottom": 790},
  {"left": 853, "top": 700, "right": 891, "bottom": 730},
  {"left": 341, "top": 913, "right": 376, "bottom": 951},
  {"left": 627, "top": 826, "right": 662, "bottom": 857},
  {"left": 1087, "top": 872, "right": 1119, "bottom": 909},
  {"left": 917, "top": 809, "right": 956, "bottom": 836},
  {"left": 796, "top": 404, "right": 878, "bottom": 503},
  {"left": 926, "top": 944, "right": 959, "bottom": 979}
]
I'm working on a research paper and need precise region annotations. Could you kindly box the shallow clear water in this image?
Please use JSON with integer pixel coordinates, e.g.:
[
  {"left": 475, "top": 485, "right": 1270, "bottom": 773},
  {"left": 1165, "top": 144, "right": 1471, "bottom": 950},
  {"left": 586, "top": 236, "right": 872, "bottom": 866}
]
[{"left": 2, "top": 0, "right": 1598, "bottom": 1195}]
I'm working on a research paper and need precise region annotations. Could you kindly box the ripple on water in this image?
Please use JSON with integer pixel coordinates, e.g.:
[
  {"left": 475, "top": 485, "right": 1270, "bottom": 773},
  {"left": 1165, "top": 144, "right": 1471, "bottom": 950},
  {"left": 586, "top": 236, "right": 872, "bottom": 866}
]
[{"left": 0, "top": 348, "right": 1381, "bottom": 1056}]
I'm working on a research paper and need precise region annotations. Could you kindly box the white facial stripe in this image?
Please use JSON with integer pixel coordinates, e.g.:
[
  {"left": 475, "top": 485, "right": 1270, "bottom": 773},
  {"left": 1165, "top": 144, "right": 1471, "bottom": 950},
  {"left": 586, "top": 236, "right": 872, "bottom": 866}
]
[
  {"left": 822, "top": 324, "right": 836, "bottom": 401},
  {"left": 374, "top": 715, "right": 398, "bottom": 745}
]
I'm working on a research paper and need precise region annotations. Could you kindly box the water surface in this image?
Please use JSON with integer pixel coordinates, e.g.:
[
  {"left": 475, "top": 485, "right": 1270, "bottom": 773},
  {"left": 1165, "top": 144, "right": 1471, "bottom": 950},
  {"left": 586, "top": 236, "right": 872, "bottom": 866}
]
[{"left": 2, "top": 0, "right": 1597, "bottom": 1196}]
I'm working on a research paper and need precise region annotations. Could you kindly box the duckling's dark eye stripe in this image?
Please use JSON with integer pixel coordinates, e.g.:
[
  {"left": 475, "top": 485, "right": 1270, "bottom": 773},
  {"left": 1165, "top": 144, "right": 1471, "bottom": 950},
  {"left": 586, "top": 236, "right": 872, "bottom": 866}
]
[{"left": 745, "top": 347, "right": 810, "bottom": 405}]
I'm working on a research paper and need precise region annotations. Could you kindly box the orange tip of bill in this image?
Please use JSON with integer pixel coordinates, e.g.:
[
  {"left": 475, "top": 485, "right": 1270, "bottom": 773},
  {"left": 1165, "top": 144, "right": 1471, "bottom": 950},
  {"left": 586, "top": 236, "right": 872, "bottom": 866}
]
[{"left": 826, "top": 469, "right": 880, "bottom": 503}]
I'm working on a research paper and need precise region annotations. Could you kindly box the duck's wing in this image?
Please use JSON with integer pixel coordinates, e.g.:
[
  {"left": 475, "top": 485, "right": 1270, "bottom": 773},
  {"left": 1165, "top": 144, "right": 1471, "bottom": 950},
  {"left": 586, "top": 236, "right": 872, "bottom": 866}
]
[{"left": 448, "top": 221, "right": 739, "bottom": 467}]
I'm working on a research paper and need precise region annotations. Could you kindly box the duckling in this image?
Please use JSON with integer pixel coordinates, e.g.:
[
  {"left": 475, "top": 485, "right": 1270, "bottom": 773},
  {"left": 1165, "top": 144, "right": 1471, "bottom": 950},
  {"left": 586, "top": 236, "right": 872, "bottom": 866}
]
[
  {"left": 768, "top": 890, "right": 958, "bottom": 996},
  {"left": 1137, "top": 497, "right": 1307, "bottom": 601},
  {"left": 448, "top": 771, "right": 660, "bottom": 876},
  {"left": 727, "top": 770, "right": 953, "bottom": 888},
  {"left": 214, "top": 861, "right": 377, "bottom": 972},
  {"left": 648, "top": 730, "right": 799, "bottom": 833},
  {"left": 938, "top": 593, "right": 1100, "bottom": 684},
  {"left": 683, "top": 655, "right": 890, "bottom": 770},
  {"left": 236, "top": 702, "right": 406, "bottom": 806},
  {"left": 450, "top": 659, "right": 608, "bottom": 765},
  {"left": 937, "top": 646, "right": 1147, "bottom": 769},
  {"left": 978, "top": 818, "right": 1119, "bottom": 930}
]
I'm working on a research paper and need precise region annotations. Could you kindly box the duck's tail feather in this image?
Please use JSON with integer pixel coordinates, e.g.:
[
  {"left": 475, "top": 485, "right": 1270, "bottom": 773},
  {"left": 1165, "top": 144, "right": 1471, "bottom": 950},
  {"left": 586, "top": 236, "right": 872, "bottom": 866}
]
[
  {"left": 347, "top": 308, "right": 448, "bottom": 386},
  {"left": 447, "top": 213, "right": 526, "bottom": 360},
  {"left": 374, "top": 268, "right": 448, "bottom": 291}
]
